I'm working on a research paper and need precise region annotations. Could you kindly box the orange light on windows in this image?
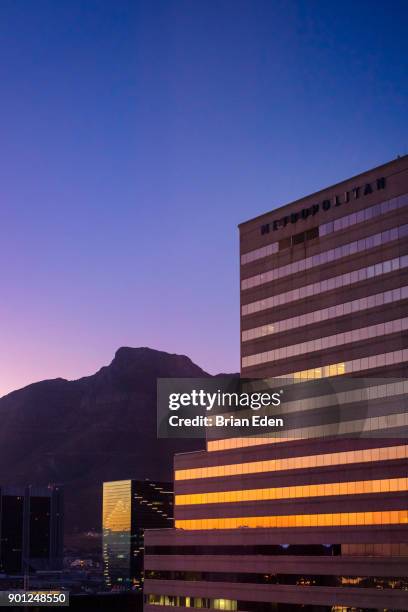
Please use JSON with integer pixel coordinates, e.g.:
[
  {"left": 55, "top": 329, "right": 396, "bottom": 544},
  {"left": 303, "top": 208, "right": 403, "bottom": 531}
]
[
  {"left": 175, "top": 509, "right": 408, "bottom": 530},
  {"left": 175, "top": 477, "right": 408, "bottom": 506},
  {"left": 175, "top": 444, "right": 408, "bottom": 481}
]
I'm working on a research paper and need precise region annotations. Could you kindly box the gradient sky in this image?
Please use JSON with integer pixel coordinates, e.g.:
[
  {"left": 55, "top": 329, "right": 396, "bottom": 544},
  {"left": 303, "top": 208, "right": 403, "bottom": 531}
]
[{"left": 1, "top": 0, "right": 407, "bottom": 397}]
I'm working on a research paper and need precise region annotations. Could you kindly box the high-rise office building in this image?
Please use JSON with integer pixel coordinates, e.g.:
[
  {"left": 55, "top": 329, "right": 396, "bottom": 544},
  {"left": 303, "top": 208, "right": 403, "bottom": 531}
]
[
  {"left": 0, "top": 485, "right": 63, "bottom": 575},
  {"left": 103, "top": 479, "right": 173, "bottom": 592},
  {"left": 144, "top": 156, "right": 408, "bottom": 611}
]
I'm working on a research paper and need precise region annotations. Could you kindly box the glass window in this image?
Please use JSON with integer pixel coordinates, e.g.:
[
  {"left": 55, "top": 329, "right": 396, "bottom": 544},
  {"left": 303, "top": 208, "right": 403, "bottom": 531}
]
[
  {"left": 242, "top": 224, "right": 406, "bottom": 291},
  {"left": 242, "top": 256, "right": 407, "bottom": 316}
]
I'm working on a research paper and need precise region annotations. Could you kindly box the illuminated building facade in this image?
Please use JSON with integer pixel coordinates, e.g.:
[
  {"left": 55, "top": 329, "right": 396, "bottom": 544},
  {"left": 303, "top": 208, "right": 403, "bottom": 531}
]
[
  {"left": 103, "top": 480, "right": 173, "bottom": 592},
  {"left": 0, "top": 485, "right": 63, "bottom": 575},
  {"left": 144, "top": 156, "right": 408, "bottom": 611}
]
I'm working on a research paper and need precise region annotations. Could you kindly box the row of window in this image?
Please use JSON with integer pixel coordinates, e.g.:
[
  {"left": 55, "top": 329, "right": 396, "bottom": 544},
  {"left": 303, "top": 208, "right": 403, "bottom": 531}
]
[
  {"left": 242, "top": 255, "right": 407, "bottom": 317},
  {"left": 145, "top": 543, "right": 408, "bottom": 558},
  {"left": 175, "top": 476, "right": 408, "bottom": 506},
  {"left": 207, "top": 381, "right": 408, "bottom": 452},
  {"left": 240, "top": 194, "right": 408, "bottom": 266},
  {"left": 343, "top": 543, "right": 408, "bottom": 557},
  {"left": 242, "top": 317, "right": 408, "bottom": 368},
  {"left": 175, "top": 509, "right": 408, "bottom": 530},
  {"left": 147, "top": 595, "right": 237, "bottom": 610},
  {"left": 145, "top": 544, "right": 342, "bottom": 556},
  {"left": 272, "top": 349, "right": 408, "bottom": 380},
  {"left": 242, "top": 224, "right": 407, "bottom": 291},
  {"left": 208, "top": 413, "right": 407, "bottom": 453},
  {"left": 257, "top": 380, "right": 407, "bottom": 419},
  {"left": 207, "top": 434, "right": 394, "bottom": 455},
  {"left": 146, "top": 570, "right": 408, "bottom": 590},
  {"left": 174, "top": 444, "right": 408, "bottom": 482},
  {"left": 242, "top": 285, "right": 408, "bottom": 342},
  {"left": 212, "top": 412, "right": 408, "bottom": 453},
  {"left": 320, "top": 193, "right": 408, "bottom": 236},
  {"left": 207, "top": 437, "right": 305, "bottom": 451}
]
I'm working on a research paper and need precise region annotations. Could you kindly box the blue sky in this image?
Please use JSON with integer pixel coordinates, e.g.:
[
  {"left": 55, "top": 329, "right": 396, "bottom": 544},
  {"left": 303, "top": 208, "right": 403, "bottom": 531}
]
[{"left": 0, "top": 0, "right": 407, "bottom": 395}]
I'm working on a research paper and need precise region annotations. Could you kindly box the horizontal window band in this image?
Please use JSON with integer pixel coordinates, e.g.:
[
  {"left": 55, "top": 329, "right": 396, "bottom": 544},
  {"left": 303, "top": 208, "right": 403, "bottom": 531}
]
[
  {"left": 242, "top": 256, "right": 407, "bottom": 317},
  {"left": 241, "top": 194, "right": 408, "bottom": 266},
  {"left": 175, "top": 509, "right": 408, "bottom": 530},
  {"left": 144, "top": 542, "right": 408, "bottom": 557},
  {"left": 242, "top": 224, "right": 407, "bottom": 291},
  {"left": 175, "top": 494, "right": 408, "bottom": 522},
  {"left": 175, "top": 477, "right": 408, "bottom": 506},
  {"left": 146, "top": 594, "right": 237, "bottom": 610},
  {"left": 242, "top": 286, "right": 408, "bottom": 342},
  {"left": 208, "top": 380, "right": 408, "bottom": 435},
  {"left": 207, "top": 433, "right": 402, "bottom": 453},
  {"left": 144, "top": 569, "right": 408, "bottom": 589},
  {"left": 145, "top": 546, "right": 344, "bottom": 557},
  {"left": 174, "top": 463, "right": 408, "bottom": 496},
  {"left": 242, "top": 317, "right": 408, "bottom": 368},
  {"left": 175, "top": 444, "right": 408, "bottom": 482},
  {"left": 266, "top": 350, "right": 408, "bottom": 381},
  {"left": 205, "top": 416, "right": 408, "bottom": 455}
]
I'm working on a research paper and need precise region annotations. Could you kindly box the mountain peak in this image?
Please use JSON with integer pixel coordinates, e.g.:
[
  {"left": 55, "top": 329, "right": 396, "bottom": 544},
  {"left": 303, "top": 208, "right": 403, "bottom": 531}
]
[
  {"left": 0, "top": 346, "right": 214, "bottom": 533},
  {"left": 111, "top": 346, "right": 208, "bottom": 375}
]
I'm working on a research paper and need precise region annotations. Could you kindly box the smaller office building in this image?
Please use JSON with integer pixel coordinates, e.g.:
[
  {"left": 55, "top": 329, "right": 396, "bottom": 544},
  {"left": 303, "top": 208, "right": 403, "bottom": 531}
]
[
  {"left": 0, "top": 485, "right": 63, "bottom": 575},
  {"left": 103, "top": 480, "right": 173, "bottom": 592}
]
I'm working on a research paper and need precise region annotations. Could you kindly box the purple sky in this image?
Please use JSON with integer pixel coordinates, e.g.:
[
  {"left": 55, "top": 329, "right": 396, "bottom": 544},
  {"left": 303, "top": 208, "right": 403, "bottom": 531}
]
[{"left": 1, "top": 0, "right": 407, "bottom": 397}]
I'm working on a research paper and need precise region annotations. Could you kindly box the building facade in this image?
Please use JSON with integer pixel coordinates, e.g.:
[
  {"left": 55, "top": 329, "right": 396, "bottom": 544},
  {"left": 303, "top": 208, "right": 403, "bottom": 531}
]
[
  {"left": 103, "top": 479, "right": 173, "bottom": 592},
  {"left": 144, "top": 156, "right": 408, "bottom": 611},
  {"left": 0, "top": 485, "right": 63, "bottom": 575}
]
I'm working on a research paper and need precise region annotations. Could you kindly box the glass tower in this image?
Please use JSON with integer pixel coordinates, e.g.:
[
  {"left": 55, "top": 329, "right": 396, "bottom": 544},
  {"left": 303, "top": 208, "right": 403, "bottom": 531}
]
[{"left": 103, "top": 479, "right": 173, "bottom": 592}]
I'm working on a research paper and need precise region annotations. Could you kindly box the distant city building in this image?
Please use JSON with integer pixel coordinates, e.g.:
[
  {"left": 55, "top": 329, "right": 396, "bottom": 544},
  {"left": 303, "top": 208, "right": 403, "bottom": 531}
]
[
  {"left": 144, "top": 156, "right": 408, "bottom": 611},
  {"left": 0, "top": 485, "right": 63, "bottom": 575},
  {"left": 103, "top": 480, "right": 173, "bottom": 592}
]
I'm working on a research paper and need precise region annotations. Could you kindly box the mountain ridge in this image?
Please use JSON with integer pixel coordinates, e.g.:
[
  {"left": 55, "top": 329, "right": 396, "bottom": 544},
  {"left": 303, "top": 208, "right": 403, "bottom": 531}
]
[
  {"left": 0, "top": 346, "right": 209, "bottom": 399},
  {"left": 0, "top": 346, "right": 220, "bottom": 534}
]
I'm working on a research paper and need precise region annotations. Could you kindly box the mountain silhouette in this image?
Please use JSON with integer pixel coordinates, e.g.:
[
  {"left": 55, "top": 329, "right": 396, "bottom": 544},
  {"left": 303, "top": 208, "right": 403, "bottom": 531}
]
[{"left": 0, "top": 347, "right": 212, "bottom": 534}]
